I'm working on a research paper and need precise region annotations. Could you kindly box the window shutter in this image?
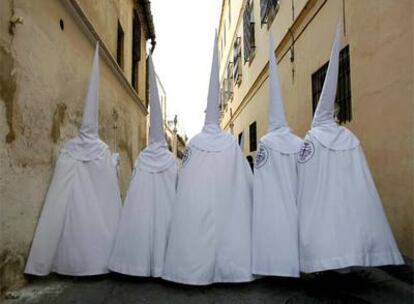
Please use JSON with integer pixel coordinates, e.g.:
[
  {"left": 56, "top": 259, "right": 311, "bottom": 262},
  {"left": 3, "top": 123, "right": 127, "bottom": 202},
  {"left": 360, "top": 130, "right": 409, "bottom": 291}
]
[
  {"left": 243, "top": 4, "right": 251, "bottom": 63},
  {"left": 233, "top": 38, "right": 242, "bottom": 85},
  {"left": 260, "top": 0, "right": 268, "bottom": 24},
  {"left": 227, "top": 63, "right": 233, "bottom": 98},
  {"left": 233, "top": 42, "right": 239, "bottom": 81}
]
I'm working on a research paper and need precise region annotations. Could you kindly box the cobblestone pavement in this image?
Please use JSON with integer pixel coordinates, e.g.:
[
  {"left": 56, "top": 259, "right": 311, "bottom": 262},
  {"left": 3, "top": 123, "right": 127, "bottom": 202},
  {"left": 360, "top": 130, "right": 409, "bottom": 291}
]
[{"left": 3, "top": 265, "right": 413, "bottom": 304}]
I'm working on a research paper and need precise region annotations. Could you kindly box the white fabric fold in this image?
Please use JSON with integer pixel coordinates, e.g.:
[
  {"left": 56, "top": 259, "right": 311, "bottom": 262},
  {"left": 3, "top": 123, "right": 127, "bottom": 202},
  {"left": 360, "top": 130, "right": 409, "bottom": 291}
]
[
  {"left": 260, "top": 127, "right": 302, "bottom": 154},
  {"left": 297, "top": 22, "right": 403, "bottom": 273},
  {"left": 25, "top": 150, "right": 122, "bottom": 275},
  {"left": 25, "top": 43, "right": 122, "bottom": 276},
  {"left": 109, "top": 162, "right": 177, "bottom": 277},
  {"left": 163, "top": 143, "right": 254, "bottom": 285},
  {"left": 297, "top": 136, "right": 404, "bottom": 273},
  {"left": 137, "top": 142, "right": 176, "bottom": 173},
  {"left": 162, "top": 33, "right": 254, "bottom": 285},
  {"left": 108, "top": 54, "right": 178, "bottom": 277},
  {"left": 191, "top": 123, "right": 235, "bottom": 152},
  {"left": 253, "top": 143, "right": 300, "bottom": 277},
  {"left": 252, "top": 34, "right": 302, "bottom": 278}
]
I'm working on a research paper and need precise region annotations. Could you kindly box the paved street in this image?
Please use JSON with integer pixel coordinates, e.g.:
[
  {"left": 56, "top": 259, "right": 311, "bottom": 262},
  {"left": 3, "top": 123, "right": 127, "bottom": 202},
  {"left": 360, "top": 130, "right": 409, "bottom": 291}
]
[{"left": 4, "top": 265, "right": 413, "bottom": 304}]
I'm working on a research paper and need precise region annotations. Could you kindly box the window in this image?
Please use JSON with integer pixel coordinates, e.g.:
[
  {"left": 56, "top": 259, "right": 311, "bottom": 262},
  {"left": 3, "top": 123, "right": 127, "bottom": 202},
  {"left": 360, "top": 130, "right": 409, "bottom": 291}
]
[
  {"left": 243, "top": 0, "right": 256, "bottom": 63},
  {"left": 311, "top": 45, "right": 352, "bottom": 124},
  {"left": 116, "top": 21, "right": 124, "bottom": 69},
  {"left": 260, "top": 0, "right": 279, "bottom": 26},
  {"left": 132, "top": 11, "right": 141, "bottom": 91},
  {"left": 249, "top": 121, "right": 257, "bottom": 152},
  {"left": 225, "top": 62, "right": 234, "bottom": 101},
  {"left": 233, "top": 37, "right": 242, "bottom": 85}
]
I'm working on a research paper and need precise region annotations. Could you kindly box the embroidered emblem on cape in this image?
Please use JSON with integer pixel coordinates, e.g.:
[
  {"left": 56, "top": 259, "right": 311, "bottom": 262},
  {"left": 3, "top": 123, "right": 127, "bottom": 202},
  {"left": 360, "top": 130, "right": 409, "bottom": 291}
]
[
  {"left": 255, "top": 145, "right": 269, "bottom": 169},
  {"left": 181, "top": 147, "right": 192, "bottom": 168},
  {"left": 297, "top": 140, "right": 315, "bottom": 164}
]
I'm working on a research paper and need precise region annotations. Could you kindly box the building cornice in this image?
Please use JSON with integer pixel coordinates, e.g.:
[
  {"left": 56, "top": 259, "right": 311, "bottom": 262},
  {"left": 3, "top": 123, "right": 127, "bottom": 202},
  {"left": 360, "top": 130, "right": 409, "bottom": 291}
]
[
  {"left": 61, "top": 0, "right": 148, "bottom": 115},
  {"left": 136, "top": 0, "right": 156, "bottom": 51}
]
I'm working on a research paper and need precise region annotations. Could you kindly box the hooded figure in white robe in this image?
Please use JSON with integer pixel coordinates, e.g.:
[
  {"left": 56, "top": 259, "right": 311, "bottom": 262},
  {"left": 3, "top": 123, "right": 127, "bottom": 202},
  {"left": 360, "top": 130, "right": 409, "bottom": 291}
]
[
  {"left": 162, "top": 34, "right": 254, "bottom": 285},
  {"left": 252, "top": 35, "right": 303, "bottom": 278},
  {"left": 25, "top": 43, "right": 122, "bottom": 276},
  {"left": 108, "top": 57, "right": 177, "bottom": 277},
  {"left": 297, "top": 23, "right": 403, "bottom": 273}
]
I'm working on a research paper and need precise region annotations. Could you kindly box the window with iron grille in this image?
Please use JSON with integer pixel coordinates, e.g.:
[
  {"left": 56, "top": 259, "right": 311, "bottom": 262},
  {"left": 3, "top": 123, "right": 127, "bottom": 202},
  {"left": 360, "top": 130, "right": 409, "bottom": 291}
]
[
  {"left": 260, "top": 0, "right": 279, "bottom": 26},
  {"left": 233, "top": 37, "right": 242, "bottom": 85},
  {"left": 249, "top": 121, "right": 257, "bottom": 152},
  {"left": 311, "top": 45, "right": 352, "bottom": 124},
  {"left": 226, "top": 62, "right": 234, "bottom": 100},
  {"left": 132, "top": 11, "right": 141, "bottom": 91},
  {"left": 116, "top": 21, "right": 124, "bottom": 69},
  {"left": 243, "top": 0, "right": 256, "bottom": 63}
]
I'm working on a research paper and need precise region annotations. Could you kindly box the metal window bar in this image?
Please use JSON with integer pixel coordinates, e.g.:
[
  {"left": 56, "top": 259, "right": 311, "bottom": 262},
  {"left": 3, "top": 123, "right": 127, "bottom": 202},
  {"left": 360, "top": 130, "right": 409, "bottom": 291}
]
[
  {"left": 260, "top": 0, "right": 279, "bottom": 25},
  {"left": 233, "top": 37, "right": 242, "bottom": 85},
  {"left": 227, "top": 62, "right": 233, "bottom": 99}
]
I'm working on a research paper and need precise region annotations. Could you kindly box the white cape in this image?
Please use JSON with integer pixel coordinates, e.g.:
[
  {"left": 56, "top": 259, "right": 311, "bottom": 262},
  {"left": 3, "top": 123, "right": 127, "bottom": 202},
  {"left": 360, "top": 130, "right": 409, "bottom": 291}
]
[
  {"left": 109, "top": 143, "right": 177, "bottom": 277},
  {"left": 162, "top": 133, "right": 254, "bottom": 285},
  {"left": 297, "top": 132, "right": 404, "bottom": 273},
  {"left": 25, "top": 149, "right": 122, "bottom": 276},
  {"left": 252, "top": 129, "right": 302, "bottom": 277}
]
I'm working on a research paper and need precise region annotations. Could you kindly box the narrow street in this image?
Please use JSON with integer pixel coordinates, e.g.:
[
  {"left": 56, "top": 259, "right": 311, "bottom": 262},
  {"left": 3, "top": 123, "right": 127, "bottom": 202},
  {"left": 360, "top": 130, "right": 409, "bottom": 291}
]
[{"left": 4, "top": 265, "right": 413, "bottom": 304}]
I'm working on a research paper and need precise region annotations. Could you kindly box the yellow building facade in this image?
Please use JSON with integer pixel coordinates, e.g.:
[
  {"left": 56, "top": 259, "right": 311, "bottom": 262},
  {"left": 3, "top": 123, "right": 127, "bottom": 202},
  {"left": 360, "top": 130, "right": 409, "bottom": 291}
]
[
  {"left": 218, "top": 0, "right": 413, "bottom": 259},
  {"left": 0, "top": 0, "right": 155, "bottom": 292}
]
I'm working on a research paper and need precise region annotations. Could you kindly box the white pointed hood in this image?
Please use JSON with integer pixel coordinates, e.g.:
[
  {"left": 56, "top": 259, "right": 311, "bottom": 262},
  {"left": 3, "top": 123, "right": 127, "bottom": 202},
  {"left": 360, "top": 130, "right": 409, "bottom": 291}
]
[
  {"left": 148, "top": 57, "right": 167, "bottom": 145},
  {"left": 312, "top": 23, "right": 341, "bottom": 128},
  {"left": 138, "top": 56, "right": 175, "bottom": 173},
  {"left": 308, "top": 22, "right": 359, "bottom": 150},
  {"left": 203, "top": 31, "right": 221, "bottom": 131},
  {"left": 191, "top": 32, "right": 234, "bottom": 152},
  {"left": 268, "top": 36, "right": 287, "bottom": 131},
  {"left": 63, "top": 42, "right": 108, "bottom": 161},
  {"left": 261, "top": 34, "right": 302, "bottom": 154}
]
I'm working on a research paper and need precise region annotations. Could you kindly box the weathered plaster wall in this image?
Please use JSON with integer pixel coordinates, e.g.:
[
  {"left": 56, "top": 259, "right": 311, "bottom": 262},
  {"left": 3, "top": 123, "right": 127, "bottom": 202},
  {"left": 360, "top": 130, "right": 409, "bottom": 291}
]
[
  {"left": 0, "top": 0, "right": 147, "bottom": 293},
  {"left": 77, "top": 0, "right": 148, "bottom": 105}
]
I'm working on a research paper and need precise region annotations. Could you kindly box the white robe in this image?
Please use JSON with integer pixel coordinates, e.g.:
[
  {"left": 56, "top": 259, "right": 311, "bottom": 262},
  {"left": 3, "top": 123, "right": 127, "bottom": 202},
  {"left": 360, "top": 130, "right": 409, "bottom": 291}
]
[
  {"left": 25, "top": 149, "right": 122, "bottom": 276},
  {"left": 297, "top": 128, "right": 403, "bottom": 273},
  {"left": 252, "top": 128, "right": 303, "bottom": 277},
  {"left": 109, "top": 143, "right": 177, "bottom": 277},
  {"left": 162, "top": 130, "right": 254, "bottom": 285}
]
